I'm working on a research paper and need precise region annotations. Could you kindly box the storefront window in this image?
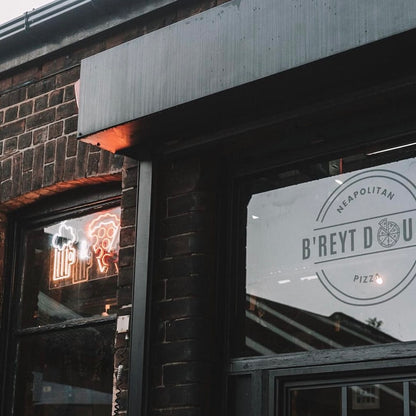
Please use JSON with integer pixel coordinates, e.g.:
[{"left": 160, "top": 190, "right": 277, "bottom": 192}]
[
  {"left": 289, "top": 381, "right": 404, "bottom": 416},
  {"left": 7, "top": 199, "right": 120, "bottom": 416},
  {"left": 242, "top": 154, "right": 416, "bottom": 356},
  {"left": 14, "top": 325, "right": 114, "bottom": 416},
  {"left": 21, "top": 207, "right": 120, "bottom": 328}
]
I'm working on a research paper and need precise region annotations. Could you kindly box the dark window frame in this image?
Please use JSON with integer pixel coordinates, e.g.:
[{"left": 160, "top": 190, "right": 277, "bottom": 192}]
[
  {"left": 0, "top": 182, "right": 121, "bottom": 416},
  {"left": 225, "top": 136, "right": 416, "bottom": 416}
]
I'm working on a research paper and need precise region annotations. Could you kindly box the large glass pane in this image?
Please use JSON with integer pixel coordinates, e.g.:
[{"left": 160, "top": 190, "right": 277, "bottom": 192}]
[
  {"left": 14, "top": 324, "right": 115, "bottom": 416},
  {"left": 290, "top": 386, "right": 341, "bottom": 416},
  {"left": 289, "top": 382, "right": 404, "bottom": 416},
  {"left": 21, "top": 207, "right": 120, "bottom": 327},
  {"left": 244, "top": 156, "right": 416, "bottom": 356}
]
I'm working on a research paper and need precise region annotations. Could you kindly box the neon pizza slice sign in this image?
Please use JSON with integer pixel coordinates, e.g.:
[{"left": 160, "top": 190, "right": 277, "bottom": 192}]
[{"left": 87, "top": 212, "right": 120, "bottom": 274}]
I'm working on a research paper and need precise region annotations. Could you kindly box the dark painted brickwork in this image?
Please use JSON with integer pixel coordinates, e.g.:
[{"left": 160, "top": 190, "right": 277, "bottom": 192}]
[
  {"left": 0, "top": 212, "right": 5, "bottom": 324},
  {"left": 110, "top": 157, "right": 138, "bottom": 416},
  {"left": 151, "top": 157, "right": 218, "bottom": 416},
  {"left": 0, "top": 64, "right": 124, "bottom": 212}
]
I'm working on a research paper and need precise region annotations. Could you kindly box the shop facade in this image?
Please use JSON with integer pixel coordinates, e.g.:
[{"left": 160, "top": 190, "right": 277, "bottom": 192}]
[{"left": 2, "top": 0, "right": 416, "bottom": 415}]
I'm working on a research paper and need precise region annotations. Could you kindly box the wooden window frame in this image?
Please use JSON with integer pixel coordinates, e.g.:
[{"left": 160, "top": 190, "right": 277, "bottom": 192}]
[{"left": 0, "top": 182, "right": 121, "bottom": 416}]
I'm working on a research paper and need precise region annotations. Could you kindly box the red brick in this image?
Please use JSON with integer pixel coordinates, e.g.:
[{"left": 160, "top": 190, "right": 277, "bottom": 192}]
[
  {"left": 56, "top": 67, "right": 80, "bottom": 88},
  {"left": 32, "top": 145, "right": 44, "bottom": 190},
  {"left": 64, "top": 157, "right": 76, "bottom": 181},
  {"left": 45, "top": 141, "right": 56, "bottom": 163},
  {"left": 34, "top": 95, "right": 48, "bottom": 112},
  {"left": 27, "top": 108, "right": 55, "bottom": 130},
  {"left": 120, "top": 226, "right": 135, "bottom": 247},
  {"left": 18, "top": 132, "right": 32, "bottom": 149},
  {"left": 11, "top": 153, "right": 22, "bottom": 197},
  {"left": 19, "top": 101, "right": 33, "bottom": 118},
  {"left": 5, "top": 106, "right": 18, "bottom": 123},
  {"left": 11, "top": 67, "right": 39, "bottom": 87},
  {"left": 0, "top": 120, "right": 25, "bottom": 140},
  {"left": 48, "top": 121, "right": 63, "bottom": 139},
  {"left": 27, "top": 77, "right": 56, "bottom": 99},
  {"left": 1, "top": 158, "right": 12, "bottom": 181},
  {"left": 0, "top": 88, "right": 26, "bottom": 109},
  {"left": 55, "top": 136, "right": 66, "bottom": 182},
  {"left": 33, "top": 127, "right": 48, "bottom": 145},
  {"left": 22, "top": 171, "right": 32, "bottom": 193},
  {"left": 87, "top": 152, "right": 100, "bottom": 175},
  {"left": 64, "top": 115, "right": 78, "bottom": 134},
  {"left": 49, "top": 89, "right": 64, "bottom": 106},
  {"left": 43, "top": 163, "right": 55, "bottom": 186},
  {"left": 23, "top": 149, "right": 33, "bottom": 171},
  {"left": 64, "top": 85, "right": 75, "bottom": 102},
  {"left": 56, "top": 101, "right": 77, "bottom": 120},
  {"left": 66, "top": 134, "right": 77, "bottom": 157},
  {"left": 0, "top": 180, "right": 12, "bottom": 203}
]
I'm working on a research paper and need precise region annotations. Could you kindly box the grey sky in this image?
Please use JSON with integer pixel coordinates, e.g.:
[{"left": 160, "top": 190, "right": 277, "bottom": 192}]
[{"left": 1, "top": 0, "right": 53, "bottom": 24}]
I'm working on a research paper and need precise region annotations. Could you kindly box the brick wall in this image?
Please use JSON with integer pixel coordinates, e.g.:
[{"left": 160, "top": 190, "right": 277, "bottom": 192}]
[
  {"left": 111, "top": 157, "right": 139, "bottom": 416},
  {"left": 151, "top": 157, "right": 219, "bottom": 416},
  {"left": 0, "top": 65, "right": 124, "bottom": 213},
  {"left": 0, "top": 211, "right": 5, "bottom": 325},
  {"left": 0, "top": 0, "right": 227, "bottom": 413}
]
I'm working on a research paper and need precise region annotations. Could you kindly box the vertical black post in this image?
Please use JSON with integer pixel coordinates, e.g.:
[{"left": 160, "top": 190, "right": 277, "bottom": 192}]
[
  {"left": 128, "top": 160, "right": 153, "bottom": 416},
  {"left": 342, "top": 386, "right": 348, "bottom": 416},
  {"left": 404, "top": 382, "right": 410, "bottom": 416}
]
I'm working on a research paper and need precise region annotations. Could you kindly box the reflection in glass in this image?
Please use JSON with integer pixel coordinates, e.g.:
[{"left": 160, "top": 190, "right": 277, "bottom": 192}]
[
  {"left": 289, "top": 383, "right": 404, "bottom": 416},
  {"left": 348, "top": 383, "right": 402, "bottom": 416},
  {"left": 21, "top": 207, "right": 120, "bottom": 327},
  {"left": 243, "top": 157, "right": 416, "bottom": 356},
  {"left": 14, "top": 324, "right": 115, "bottom": 416},
  {"left": 290, "top": 387, "right": 341, "bottom": 416},
  {"left": 409, "top": 382, "right": 416, "bottom": 415}
]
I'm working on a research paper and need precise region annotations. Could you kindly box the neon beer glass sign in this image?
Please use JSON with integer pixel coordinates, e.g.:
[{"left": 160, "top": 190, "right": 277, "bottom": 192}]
[
  {"left": 51, "top": 222, "right": 77, "bottom": 281},
  {"left": 48, "top": 207, "right": 120, "bottom": 289}
]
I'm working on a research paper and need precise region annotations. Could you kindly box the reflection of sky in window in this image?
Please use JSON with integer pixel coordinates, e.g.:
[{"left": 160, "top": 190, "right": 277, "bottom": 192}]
[{"left": 247, "top": 158, "right": 416, "bottom": 341}]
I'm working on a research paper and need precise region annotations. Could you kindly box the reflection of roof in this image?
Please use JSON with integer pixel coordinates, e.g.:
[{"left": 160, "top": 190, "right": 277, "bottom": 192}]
[
  {"left": 38, "top": 291, "right": 81, "bottom": 324},
  {"left": 245, "top": 295, "right": 398, "bottom": 356}
]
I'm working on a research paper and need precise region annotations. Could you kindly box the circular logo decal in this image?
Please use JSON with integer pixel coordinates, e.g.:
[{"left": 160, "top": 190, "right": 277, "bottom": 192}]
[{"left": 303, "top": 168, "right": 416, "bottom": 306}]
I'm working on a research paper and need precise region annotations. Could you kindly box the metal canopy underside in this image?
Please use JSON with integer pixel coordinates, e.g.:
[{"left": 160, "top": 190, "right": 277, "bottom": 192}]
[{"left": 78, "top": 0, "right": 416, "bottom": 154}]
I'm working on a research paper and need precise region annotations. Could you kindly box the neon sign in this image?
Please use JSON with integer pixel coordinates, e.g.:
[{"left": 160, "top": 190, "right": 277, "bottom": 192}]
[
  {"left": 88, "top": 212, "right": 120, "bottom": 274},
  {"left": 49, "top": 209, "right": 120, "bottom": 288},
  {"left": 51, "top": 222, "right": 76, "bottom": 281}
]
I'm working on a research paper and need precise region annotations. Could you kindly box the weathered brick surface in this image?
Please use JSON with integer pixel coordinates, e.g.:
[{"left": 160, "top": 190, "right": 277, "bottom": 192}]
[
  {"left": 0, "top": 120, "right": 25, "bottom": 140},
  {"left": 18, "top": 132, "right": 32, "bottom": 149},
  {"left": 5, "top": 106, "right": 18, "bottom": 123},
  {"left": 18, "top": 101, "right": 33, "bottom": 118},
  {"left": 0, "top": 56, "right": 126, "bottom": 212},
  {"left": 150, "top": 156, "right": 218, "bottom": 416},
  {"left": 49, "top": 89, "right": 64, "bottom": 106},
  {"left": 0, "top": 212, "right": 6, "bottom": 322},
  {"left": 34, "top": 95, "right": 48, "bottom": 112}
]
